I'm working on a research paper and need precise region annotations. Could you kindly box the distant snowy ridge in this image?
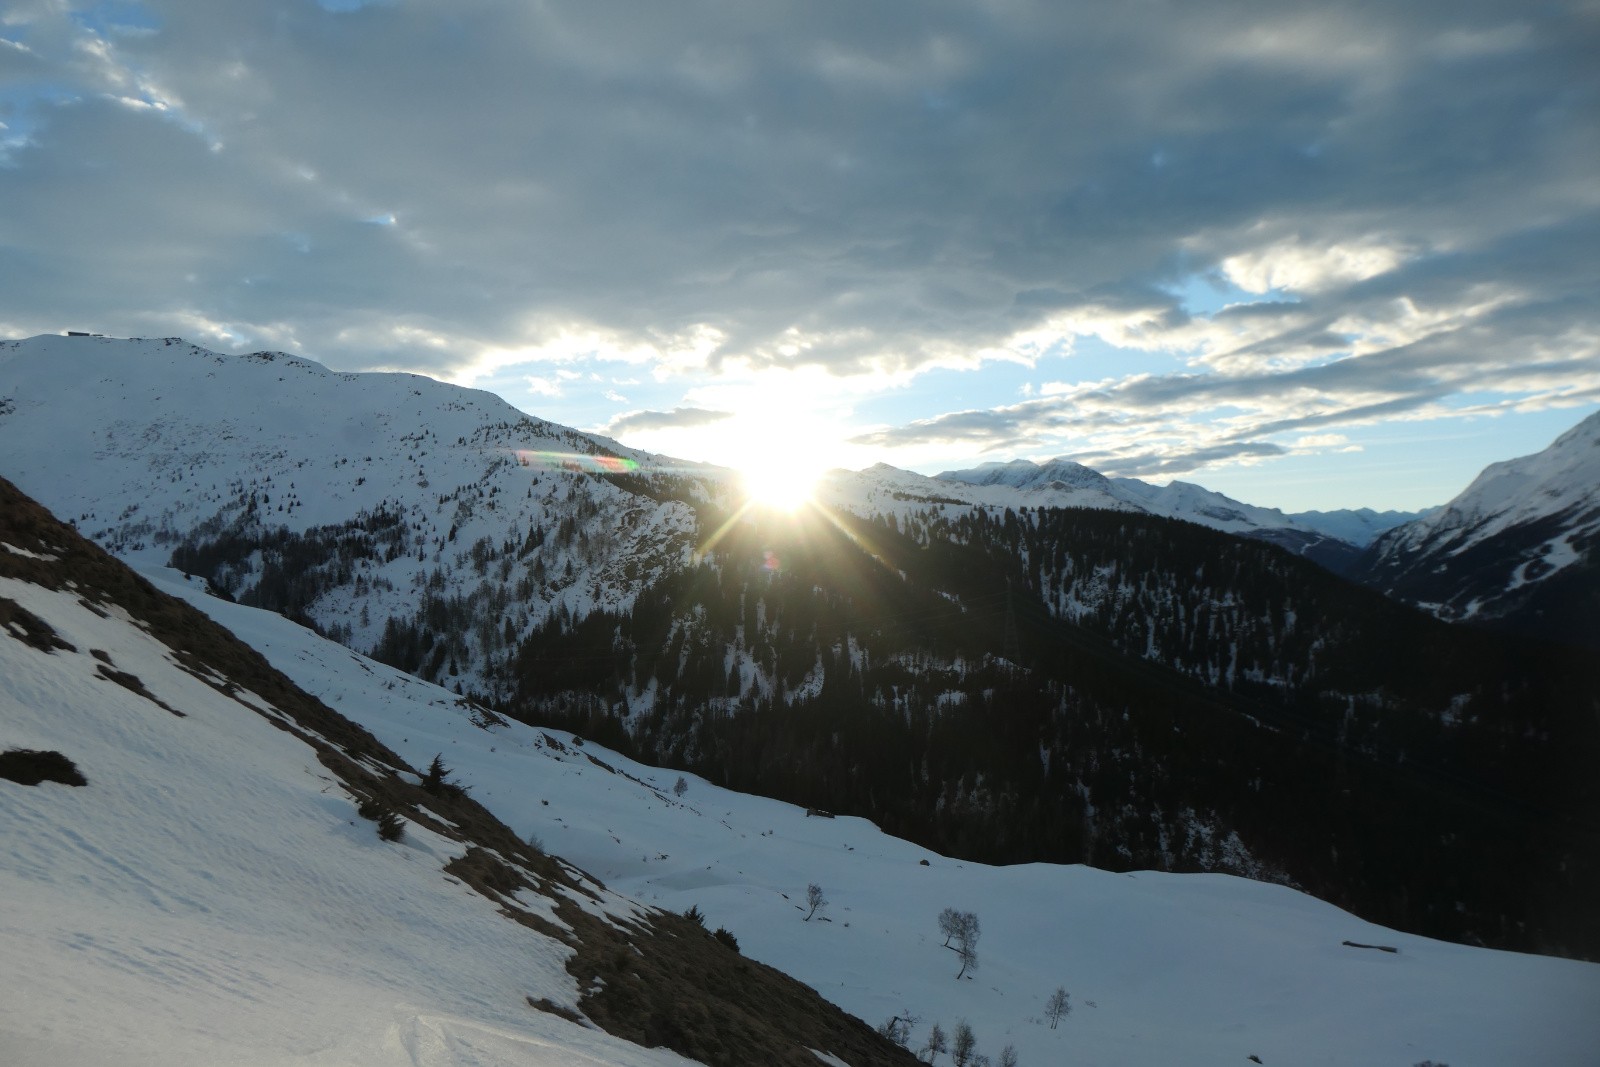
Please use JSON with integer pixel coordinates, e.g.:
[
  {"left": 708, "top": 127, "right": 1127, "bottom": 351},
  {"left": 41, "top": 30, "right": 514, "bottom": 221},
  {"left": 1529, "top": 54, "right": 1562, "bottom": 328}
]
[
  {"left": 1357, "top": 410, "right": 1600, "bottom": 639},
  {"left": 814, "top": 457, "right": 1419, "bottom": 577},
  {"left": 935, "top": 457, "right": 1420, "bottom": 546}
]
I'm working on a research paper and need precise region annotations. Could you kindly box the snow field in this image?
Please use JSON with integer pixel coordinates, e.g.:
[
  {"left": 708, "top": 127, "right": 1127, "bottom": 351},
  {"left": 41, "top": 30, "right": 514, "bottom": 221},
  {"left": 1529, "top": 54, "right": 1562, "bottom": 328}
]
[
  {"left": 0, "top": 573, "right": 696, "bottom": 1067},
  {"left": 150, "top": 568, "right": 1600, "bottom": 1067}
]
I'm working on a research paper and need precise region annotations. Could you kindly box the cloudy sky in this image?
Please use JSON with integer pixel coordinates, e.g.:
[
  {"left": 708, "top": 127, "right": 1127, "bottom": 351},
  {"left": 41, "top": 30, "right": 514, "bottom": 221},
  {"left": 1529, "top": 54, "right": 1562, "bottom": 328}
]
[{"left": 2, "top": 0, "right": 1597, "bottom": 510}]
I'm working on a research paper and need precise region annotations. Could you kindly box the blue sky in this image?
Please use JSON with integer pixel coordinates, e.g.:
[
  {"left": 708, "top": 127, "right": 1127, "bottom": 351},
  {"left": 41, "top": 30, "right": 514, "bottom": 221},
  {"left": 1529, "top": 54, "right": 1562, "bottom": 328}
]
[{"left": 2, "top": 0, "right": 1596, "bottom": 511}]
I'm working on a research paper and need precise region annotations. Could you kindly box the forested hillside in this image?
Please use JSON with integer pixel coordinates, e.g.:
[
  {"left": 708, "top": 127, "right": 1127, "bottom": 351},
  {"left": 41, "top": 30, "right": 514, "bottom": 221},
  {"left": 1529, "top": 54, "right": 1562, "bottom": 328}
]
[{"left": 502, "top": 500, "right": 1600, "bottom": 958}]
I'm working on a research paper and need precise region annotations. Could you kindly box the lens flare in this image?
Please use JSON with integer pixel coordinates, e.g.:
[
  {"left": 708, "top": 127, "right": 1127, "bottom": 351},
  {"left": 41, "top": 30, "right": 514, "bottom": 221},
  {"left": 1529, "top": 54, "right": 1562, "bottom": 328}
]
[{"left": 510, "top": 449, "right": 639, "bottom": 474}]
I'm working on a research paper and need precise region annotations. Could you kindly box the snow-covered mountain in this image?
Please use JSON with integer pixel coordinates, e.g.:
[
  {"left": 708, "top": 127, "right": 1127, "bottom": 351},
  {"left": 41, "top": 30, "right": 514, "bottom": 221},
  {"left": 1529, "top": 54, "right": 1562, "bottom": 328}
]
[
  {"left": 0, "top": 333, "right": 714, "bottom": 697},
  {"left": 5, "top": 334, "right": 1596, "bottom": 962},
  {"left": 815, "top": 459, "right": 1111, "bottom": 512},
  {"left": 1286, "top": 506, "right": 1437, "bottom": 547},
  {"left": 829, "top": 457, "right": 1421, "bottom": 571},
  {"left": 1356, "top": 410, "right": 1600, "bottom": 643},
  {"left": 8, "top": 476, "right": 1596, "bottom": 1066}
]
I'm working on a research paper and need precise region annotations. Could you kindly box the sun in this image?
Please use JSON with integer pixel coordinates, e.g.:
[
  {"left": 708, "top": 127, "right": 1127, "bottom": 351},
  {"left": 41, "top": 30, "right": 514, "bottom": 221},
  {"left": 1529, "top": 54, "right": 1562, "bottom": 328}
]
[{"left": 740, "top": 455, "right": 821, "bottom": 512}]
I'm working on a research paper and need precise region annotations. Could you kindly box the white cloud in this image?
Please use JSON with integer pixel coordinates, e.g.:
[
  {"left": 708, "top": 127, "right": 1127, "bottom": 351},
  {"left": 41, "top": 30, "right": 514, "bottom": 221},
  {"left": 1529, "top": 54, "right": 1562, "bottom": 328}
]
[
  {"left": 522, "top": 376, "right": 564, "bottom": 398},
  {"left": 1222, "top": 238, "right": 1412, "bottom": 295}
]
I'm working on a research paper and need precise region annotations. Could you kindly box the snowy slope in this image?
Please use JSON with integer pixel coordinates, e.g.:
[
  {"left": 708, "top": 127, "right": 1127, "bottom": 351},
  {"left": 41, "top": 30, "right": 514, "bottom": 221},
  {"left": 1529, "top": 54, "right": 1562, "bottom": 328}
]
[
  {"left": 2, "top": 478, "right": 929, "bottom": 1067},
  {"left": 1373, "top": 411, "right": 1600, "bottom": 559},
  {"left": 1359, "top": 411, "right": 1600, "bottom": 631},
  {"left": 0, "top": 540, "right": 692, "bottom": 1067},
  {"left": 0, "top": 333, "right": 710, "bottom": 693},
  {"left": 145, "top": 564, "right": 1600, "bottom": 1067}
]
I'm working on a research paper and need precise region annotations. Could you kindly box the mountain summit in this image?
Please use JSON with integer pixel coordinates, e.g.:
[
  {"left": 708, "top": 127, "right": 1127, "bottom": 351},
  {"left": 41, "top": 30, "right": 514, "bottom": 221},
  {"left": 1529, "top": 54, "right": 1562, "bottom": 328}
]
[
  {"left": 925, "top": 456, "right": 1418, "bottom": 569},
  {"left": 0, "top": 332, "right": 708, "bottom": 697},
  {"left": 1356, "top": 410, "right": 1600, "bottom": 644}
]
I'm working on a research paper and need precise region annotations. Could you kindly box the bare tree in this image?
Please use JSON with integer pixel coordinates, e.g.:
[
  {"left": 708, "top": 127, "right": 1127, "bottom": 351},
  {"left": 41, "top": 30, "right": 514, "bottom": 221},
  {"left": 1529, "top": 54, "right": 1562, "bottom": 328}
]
[
  {"left": 939, "top": 908, "right": 980, "bottom": 977},
  {"left": 938, "top": 906, "right": 963, "bottom": 946},
  {"left": 921, "top": 1021, "right": 947, "bottom": 1063},
  {"left": 1045, "top": 986, "right": 1071, "bottom": 1029},
  {"left": 673, "top": 775, "right": 688, "bottom": 797},
  {"left": 804, "top": 882, "right": 828, "bottom": 921},
  {"left": 950, "top": 1021, "right": 977, "bottom": 1066},
  {"left": 954, "top": 921, "right": 980, "bottom": 979},
  {"left": 997, "top": 1044, "right": 1019, "bottom": 1067},
  {"left": 877, "top": 1013, "right": 916, "bottom": 1047}
]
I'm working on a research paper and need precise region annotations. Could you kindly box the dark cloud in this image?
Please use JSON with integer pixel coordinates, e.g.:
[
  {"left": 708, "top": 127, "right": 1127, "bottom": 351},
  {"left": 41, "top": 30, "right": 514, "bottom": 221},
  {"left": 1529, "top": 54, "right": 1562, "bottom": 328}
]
[
  {"left": 605, "top": 407, "right": 734, "bottom": 434},
  {"left": 0, "top": 1, "right": 1595, "bottom": 485}
]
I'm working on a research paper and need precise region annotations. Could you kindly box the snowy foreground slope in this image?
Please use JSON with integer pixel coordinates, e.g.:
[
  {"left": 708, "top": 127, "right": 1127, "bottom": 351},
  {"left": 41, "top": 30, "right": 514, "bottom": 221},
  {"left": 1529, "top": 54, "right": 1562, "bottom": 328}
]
[
  {"left": 0, "top": 482, "right": 910, "bottom": 1067},
  {"left": 1, "top": 572, "right": 679, "bottom": 1065},
  {"left": 142, "top": 569, "right": 1600, "bottom": 1066}
]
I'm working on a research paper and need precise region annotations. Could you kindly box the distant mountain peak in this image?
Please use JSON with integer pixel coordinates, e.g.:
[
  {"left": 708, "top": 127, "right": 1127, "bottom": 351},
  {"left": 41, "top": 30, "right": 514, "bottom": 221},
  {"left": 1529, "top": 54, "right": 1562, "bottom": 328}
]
[
  {"left": 937, "top": 456, "right": 1112, "bottom": 491},
  {"left": 1355, "top": 409, "right": 1600, "bottom": 644}
]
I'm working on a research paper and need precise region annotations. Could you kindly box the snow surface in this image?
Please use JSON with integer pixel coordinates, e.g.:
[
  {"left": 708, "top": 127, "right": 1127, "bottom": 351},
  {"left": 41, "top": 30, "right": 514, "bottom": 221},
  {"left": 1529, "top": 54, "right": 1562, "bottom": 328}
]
[
  {"left": 81, "top": 564, "right": 1600, "bottom": 1067},
  {"left": 0, "top": 572, "right": 697, "bottom": 1067}
]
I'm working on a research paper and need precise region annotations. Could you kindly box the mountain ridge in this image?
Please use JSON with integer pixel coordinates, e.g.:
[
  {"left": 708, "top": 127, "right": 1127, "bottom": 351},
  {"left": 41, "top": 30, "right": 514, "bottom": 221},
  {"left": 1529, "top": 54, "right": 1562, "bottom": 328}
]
[
  {"left": 929, "top": 455, "right": 1423, "bottom": 555},
  {"left": 1355, "top": 410, "right": 1600, "bottom": 645},
  {"left": 5, "top": 333, "right": 1598, "bottom": 960}
]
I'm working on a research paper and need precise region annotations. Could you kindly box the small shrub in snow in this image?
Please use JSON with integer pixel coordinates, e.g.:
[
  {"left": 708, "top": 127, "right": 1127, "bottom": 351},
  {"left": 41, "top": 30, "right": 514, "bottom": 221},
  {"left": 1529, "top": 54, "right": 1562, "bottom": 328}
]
[
  {"left": 376, "top": 810, "right": 406, "bottom": 841},
  {"left": 421, "top": 753, "right": 467, "bottom": 797},
  {"left": 804, "top": 882, "right": 828, "bottom": 921},
  {"left": 673, "top": 775, "right": 689, "bottom": 797},
  {"left": 356, "top": 795, "right": 405, "bottom": 841}
]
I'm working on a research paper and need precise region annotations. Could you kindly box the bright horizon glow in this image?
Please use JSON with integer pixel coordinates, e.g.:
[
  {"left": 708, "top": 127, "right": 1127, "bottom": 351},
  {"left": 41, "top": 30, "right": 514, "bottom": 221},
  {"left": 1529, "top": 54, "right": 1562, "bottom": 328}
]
[
  {"left": 614, "top": 369, "right": 869, "bottom": 513},
  {"left": 739, "top": 455, "right": 822, "bottom": 512}
]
